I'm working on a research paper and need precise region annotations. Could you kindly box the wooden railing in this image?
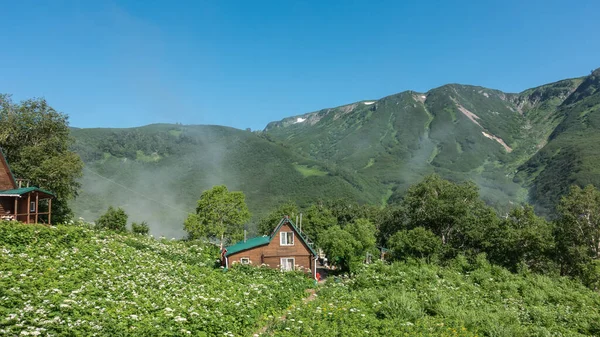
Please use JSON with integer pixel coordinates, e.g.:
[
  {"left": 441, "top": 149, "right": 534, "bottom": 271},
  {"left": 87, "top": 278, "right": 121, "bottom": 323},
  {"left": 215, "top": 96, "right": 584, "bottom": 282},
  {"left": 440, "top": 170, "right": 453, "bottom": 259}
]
[{"left": 15, "top": 212, "right": 51, "bottom": 224}]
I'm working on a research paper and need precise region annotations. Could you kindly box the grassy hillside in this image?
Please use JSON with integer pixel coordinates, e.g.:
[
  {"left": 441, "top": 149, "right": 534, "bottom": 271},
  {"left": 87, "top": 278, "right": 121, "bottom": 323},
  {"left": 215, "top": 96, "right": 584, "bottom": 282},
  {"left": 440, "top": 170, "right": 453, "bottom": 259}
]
[
  {"left": 70, "top": 125, "right": 378, "bottom": 237},
  {"left": 0, "top": 221, "right": 313, "bottom": 336},
  {"left": 268, "top": 261, "right": 600, "bottom": 336}
]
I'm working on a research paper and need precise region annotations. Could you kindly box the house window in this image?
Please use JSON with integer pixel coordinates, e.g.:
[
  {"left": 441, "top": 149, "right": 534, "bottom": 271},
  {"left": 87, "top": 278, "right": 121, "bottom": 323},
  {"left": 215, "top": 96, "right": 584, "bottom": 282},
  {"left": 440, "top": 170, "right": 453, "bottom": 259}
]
[
  {"left": 30, "top": 202, "right": 36, "bottom": 212},
  {"left": 280, "top": 257, "right": 295, "bottom": 271},
  {"left": 280, "top": 232, "right": 294, "bottom": 246},
  {"left": 240, "top": 258, "right": 250, "bottom": 265}
]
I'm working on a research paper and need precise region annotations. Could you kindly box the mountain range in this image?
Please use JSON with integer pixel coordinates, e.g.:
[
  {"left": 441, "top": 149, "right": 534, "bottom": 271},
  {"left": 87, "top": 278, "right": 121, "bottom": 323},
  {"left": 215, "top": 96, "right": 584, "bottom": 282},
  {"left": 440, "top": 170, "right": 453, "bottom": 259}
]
[{"left": 70, "top": 68, "right": 600, "bottom": 236}]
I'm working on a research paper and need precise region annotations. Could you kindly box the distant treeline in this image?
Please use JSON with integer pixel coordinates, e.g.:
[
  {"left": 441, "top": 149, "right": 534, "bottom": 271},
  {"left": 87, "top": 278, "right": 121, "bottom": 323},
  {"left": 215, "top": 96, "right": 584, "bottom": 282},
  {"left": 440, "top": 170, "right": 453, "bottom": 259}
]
[{"left": 73, "top": 128, "right": 196, "bottom": 162}]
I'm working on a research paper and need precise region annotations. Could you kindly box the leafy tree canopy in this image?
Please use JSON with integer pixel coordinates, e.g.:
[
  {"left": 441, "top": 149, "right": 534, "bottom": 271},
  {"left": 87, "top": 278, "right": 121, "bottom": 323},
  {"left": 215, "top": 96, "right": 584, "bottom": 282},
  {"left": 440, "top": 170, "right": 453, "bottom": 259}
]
[
  {"left": 184, "top": 185, "right": 251, "bottom": 248},
  {"left": 0, "top": 94, "right": 83, "bottom": 223},
  {"left": 96, "top": 206, "right": 128, "bottom": 232},
  {"left": 389, "top": 227, "right": 442, "bottom": 263},
  {"left": 319, "top": 218, "right": 377, "bottom": 275},
  {"left": 301, "top": 203, "right": 336, "bottom": 244},
  {"left": 555, "top": 184, "right": 600, "bottom": 285},
  {"left": 401, "top": 174, "right": 499, "bottom": 255}
]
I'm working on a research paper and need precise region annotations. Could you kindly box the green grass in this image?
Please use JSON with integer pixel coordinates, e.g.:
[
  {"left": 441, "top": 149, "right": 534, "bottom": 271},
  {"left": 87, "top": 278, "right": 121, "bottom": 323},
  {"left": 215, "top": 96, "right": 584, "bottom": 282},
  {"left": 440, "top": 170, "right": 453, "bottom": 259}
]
[
  {"left": 362, "top": 158, "right": 375, "bottom": 170},
  {"left": 267, "top": 260, "right": 600, "bottom": 336},
  {"left": 293, "top": 163, "right": 329, "bottom": 177},
  {"left": 168, "top": 129, "right": 183, "bottom": 137},
  {"left": 135, "top": 150, "right": 162, "bottom": 162}
]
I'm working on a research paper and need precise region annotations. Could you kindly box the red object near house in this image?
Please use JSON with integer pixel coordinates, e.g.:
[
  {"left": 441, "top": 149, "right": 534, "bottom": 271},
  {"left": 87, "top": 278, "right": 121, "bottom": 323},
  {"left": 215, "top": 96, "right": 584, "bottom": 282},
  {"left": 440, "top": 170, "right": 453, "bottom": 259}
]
[
  {"left": 222, "top": 216, "right": 318, "bottom": 279},
  {"left": 0, "top": 148, "right": 55, "bottom": 224}
]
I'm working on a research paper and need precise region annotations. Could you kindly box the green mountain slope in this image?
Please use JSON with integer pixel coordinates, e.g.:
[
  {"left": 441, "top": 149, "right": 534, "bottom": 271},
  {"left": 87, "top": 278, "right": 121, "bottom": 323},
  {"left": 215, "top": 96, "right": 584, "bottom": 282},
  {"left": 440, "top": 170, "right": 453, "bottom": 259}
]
[
  {"left": 69, "top": 68, "right": 600, "bottom": 234},
  {"left": 70, "top": 125, "right": 378, "bottom": 237},
  {"left": 516, "top": 69, "right": 600, "bottom": 213},
  {"left": 264, "top": 86, "right": 526, "bottom": 208},
  {"left": 264, "top": 71, "right": 596, "bottom": 211}
]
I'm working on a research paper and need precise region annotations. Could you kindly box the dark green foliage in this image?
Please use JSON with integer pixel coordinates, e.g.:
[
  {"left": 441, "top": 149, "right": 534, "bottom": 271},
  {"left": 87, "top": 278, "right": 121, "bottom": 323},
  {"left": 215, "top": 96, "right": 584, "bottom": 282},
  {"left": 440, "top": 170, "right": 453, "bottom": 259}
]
[
  {"left": 256, "top": 201, "right": 298, "bottom": 235},
  {"left": 184, "top": 185, "right": 251, "bottom": 247},
  {"left": 400, "top": 174, "right": 499, "bottom": 257},
  {"left": 131, "top": 221, "right": 150, "bottom": 235},
  {"left": 319, "top": 219, "right": 377, "bottom": 275},
  {"left": 490, "top": 205, "right": 555, "bottom": 273},
  {"left": 555, "top": 185, "right": 600, "bottom": 288},
  {"left": 301, "top": 203, "right": 337, "bottom": 244},
  {"left": 96, "top": 206, "right": 128, "bottom": 232},
  {"left": 389, "top": 227, "right": 442, "bottom": 262},
  {"left": 0, "top": 94, "right": 84, "bottom": 223}
]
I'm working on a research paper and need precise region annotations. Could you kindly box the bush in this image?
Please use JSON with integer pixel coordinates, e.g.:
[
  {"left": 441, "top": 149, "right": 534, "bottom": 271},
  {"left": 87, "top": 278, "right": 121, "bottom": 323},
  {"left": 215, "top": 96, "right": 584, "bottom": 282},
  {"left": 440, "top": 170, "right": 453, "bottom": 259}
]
[
  {"left": 96, "top": 206, "right": 128, "bottom": 232},
  {"left": 131, "top": 221, "right": 150, "bottom": 235}
]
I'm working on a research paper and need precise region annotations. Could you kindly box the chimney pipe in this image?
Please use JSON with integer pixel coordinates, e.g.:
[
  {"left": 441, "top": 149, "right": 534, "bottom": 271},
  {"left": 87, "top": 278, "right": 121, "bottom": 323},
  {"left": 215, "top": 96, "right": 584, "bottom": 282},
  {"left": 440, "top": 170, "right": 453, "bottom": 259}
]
[
  {"left": 299, "top": 213, "right": 303, "bottom": 233},
  {"left": 244, "top": 229, "right": 247, "bottom": 242}
]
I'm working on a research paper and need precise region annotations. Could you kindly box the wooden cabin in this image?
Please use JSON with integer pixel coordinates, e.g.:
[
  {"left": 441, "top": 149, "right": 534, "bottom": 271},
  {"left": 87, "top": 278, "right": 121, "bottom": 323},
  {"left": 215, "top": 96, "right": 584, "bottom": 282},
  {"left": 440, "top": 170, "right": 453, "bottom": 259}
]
[
  {"left": 0, "top": 148, "right": 54, "bottom": 224},
  {"left": 222, "top": 216, "right": 318, "bottom": 279}
]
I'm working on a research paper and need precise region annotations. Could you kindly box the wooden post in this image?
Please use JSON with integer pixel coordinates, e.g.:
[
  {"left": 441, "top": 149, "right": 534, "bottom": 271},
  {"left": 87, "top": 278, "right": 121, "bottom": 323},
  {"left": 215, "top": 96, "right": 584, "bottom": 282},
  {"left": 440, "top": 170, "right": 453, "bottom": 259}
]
[
  {"left": 14, "top": 198, "right": 17, "bottom": 221},
  {"left": 35, "top": 193, "right": 39, "bottom": 223},
  {"left": 48, "top": 198, "right": 52, "bottom": 225},
  {"left": 27, "top": 193, "right": 31, "bottom": 224}
]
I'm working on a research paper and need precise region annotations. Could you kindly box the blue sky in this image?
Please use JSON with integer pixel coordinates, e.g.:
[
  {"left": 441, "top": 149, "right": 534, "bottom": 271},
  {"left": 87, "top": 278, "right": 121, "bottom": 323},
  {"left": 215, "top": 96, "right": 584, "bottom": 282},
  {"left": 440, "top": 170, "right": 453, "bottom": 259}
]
[{"left": 1, "top": 1, "right": 599, "bottom": 131}]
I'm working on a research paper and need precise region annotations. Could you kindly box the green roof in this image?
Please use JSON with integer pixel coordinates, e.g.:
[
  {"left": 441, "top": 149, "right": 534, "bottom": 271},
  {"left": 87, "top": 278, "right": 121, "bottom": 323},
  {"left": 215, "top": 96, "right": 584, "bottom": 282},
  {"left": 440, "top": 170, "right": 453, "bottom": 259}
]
[
  {"left": 224, "top": 217, "right": 317, "bottom": 257},
  {"left": 0, "top": 187, "right": 55, "bottom": 197},
  {"left": 225, "top": 236, "right": 271, "bottom": 256}
]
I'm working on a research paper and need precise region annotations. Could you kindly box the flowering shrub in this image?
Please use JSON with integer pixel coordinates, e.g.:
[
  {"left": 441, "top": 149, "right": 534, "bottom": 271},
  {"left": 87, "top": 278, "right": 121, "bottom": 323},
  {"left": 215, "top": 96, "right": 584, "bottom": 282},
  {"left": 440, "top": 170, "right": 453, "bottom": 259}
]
[
  {"left": 267, "top": 261, "right": 600, "bottom": 336},
  {"left": 0, "top": 221, "right": 312, "bottom": 336}
]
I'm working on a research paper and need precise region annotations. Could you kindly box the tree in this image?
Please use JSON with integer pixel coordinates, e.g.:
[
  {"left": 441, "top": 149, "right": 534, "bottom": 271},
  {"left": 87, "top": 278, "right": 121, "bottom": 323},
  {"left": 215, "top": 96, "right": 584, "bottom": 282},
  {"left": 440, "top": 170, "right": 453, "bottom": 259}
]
[
  {"left": 401, "top": 174, "right": 499, "bottom": 256},
  {"left": 389, "top": 227, "right": 442, "bottom": 263},
  {"left": 345, "top": 218, "right": 377, "bottom": 254},
  {"left": 0, "top": 95, "right": 84, "bottom": 223},
  {"left": 96, "top": 206, "right": 128, "bottom": 232},
  {"left": 132, "top": 221, "right": 150, "bottom": 235},
  {"left": 492, "top": 205, "right": 555, "bottom": 273},
  {"left": 326, "top": 199, "right": 377, "bottom": 227},
  {"left": 378, "top": 205, "right": 407, "bottom": 247},
  {"left": 302, "top": 203, "right": 336, "bottom": 244},
  {"left": 257, "top": 201, "right": 298, "bottom": 235},
  {"left": 555, "top": 185, "right": 600, "bottom": 282},
  {"left": 319, "top": 218, "right": 377, "bottom": 275},
  {"left": 183, "top": 185, "right": 251, "bottom": 248},
  {"left": 319, "top": 225, "right": 361, "bottom": 275}
]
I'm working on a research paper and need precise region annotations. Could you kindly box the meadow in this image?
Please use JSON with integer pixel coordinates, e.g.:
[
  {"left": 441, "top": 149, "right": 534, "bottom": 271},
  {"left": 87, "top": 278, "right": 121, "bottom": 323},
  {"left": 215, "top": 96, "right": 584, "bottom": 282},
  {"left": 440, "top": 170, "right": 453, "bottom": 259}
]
[
  {"left": 266, "top": 260, "right": 600, "bottom": 337},
  {"left": 0, "top": 221, "right": 313, "bottom": 336}
]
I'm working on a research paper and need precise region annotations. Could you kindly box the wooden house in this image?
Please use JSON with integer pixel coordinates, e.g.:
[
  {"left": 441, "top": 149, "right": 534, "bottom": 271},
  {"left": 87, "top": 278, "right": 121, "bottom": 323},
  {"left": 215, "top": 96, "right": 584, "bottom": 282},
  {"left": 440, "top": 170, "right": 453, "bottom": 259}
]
[
  {"left": 0, "top": 148, "right": 54, "bottom": 224},
  {"left": 222, "top": 216, "right": 318, "bottom": 279}
]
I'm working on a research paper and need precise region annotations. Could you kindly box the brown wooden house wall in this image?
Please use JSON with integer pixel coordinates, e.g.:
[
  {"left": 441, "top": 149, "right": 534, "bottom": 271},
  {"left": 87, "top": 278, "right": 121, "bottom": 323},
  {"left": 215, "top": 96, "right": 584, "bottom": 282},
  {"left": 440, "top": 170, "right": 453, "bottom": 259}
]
[
  {"left": 0, "top": 157, "right": 16, "bottom": 190},
  {"left": 227, "top": 223, "right": 316, "bottom": 275}
]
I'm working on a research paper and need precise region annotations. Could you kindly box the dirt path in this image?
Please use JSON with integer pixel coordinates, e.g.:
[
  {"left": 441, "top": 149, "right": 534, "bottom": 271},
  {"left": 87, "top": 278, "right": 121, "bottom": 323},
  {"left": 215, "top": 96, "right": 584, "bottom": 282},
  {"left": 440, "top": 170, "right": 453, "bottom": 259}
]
[{"left": 254, "top": 285, "right": 321, "bottom": 336}]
